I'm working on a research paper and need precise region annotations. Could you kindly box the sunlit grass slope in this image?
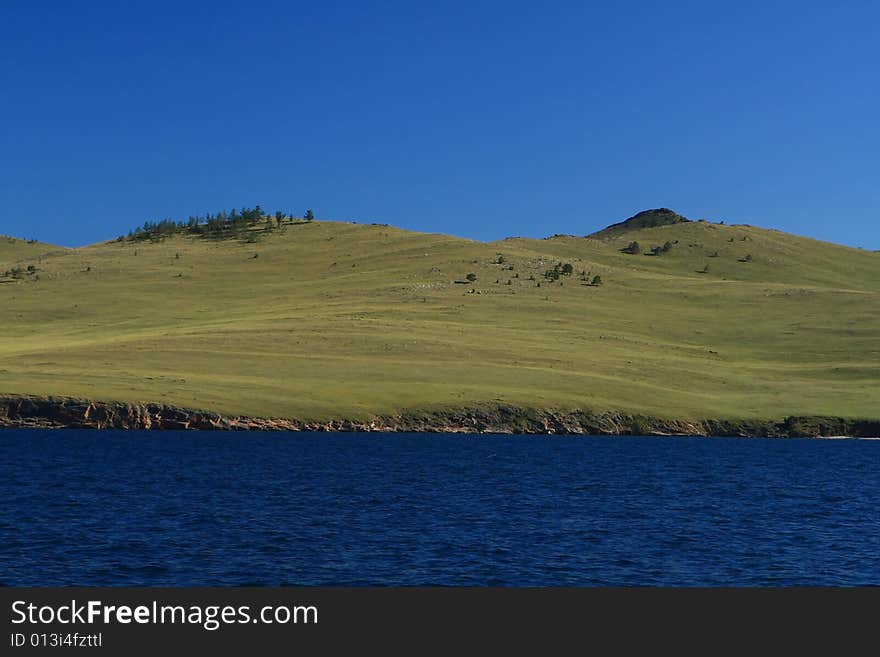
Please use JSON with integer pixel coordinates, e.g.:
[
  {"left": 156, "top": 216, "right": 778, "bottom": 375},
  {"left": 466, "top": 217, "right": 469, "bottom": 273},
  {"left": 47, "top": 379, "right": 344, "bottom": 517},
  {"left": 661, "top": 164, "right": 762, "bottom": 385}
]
[
  {"left": 1, "top": 217, "right": 878, "bottom": 421},
  {"left": 0, "top": 236, "right": 65, "bottom": 269}
]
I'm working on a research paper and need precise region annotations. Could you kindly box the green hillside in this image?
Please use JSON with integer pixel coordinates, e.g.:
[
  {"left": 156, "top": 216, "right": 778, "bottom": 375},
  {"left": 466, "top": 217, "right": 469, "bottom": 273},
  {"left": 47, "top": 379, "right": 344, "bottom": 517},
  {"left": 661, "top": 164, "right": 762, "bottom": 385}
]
[
  {"left": 1, "top": 212, "right": 878, "bottom": 423},
  {"left": 0, "top": 235, "right": 65, "bottom": 270}
]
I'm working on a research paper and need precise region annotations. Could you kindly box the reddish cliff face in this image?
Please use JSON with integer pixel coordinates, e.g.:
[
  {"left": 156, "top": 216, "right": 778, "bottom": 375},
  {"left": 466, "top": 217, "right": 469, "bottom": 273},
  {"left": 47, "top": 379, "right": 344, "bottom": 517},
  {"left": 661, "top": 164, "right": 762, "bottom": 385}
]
[
  {"left": 1, "top": 396, "right": 878, "bottom": 437},
  {"left": 0, "top": 396, "right": 720, "bottom": 433},
  {"left": 0, "top": 397, "right": 302, "bottom": 431}
]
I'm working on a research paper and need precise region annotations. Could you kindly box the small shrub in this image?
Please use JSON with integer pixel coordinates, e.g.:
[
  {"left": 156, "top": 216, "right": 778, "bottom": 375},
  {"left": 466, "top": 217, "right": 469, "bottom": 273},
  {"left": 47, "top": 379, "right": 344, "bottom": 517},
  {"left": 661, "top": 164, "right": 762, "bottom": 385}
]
[
  {"left": 543, "top": 262, "right": 574, "bottom": 281},
  {"left": 591, "top": 275, "right": 602, "bottom": 286},
  {"left": 465, "top": 272, "right": 477, "bottom": 282},
  {"left": 621, "top": 241, "right": 641, "bottom": 255}
]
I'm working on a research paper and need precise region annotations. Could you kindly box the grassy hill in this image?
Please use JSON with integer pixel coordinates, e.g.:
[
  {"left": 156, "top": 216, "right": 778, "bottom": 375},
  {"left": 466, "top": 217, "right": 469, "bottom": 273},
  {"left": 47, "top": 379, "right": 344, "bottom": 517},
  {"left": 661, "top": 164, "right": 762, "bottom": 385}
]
[
  {"left": 0, "top": 235, "right": 65, "bottom": 270},
  {"left": 1, "top": 212, "right": 878, "bottom": 425}
]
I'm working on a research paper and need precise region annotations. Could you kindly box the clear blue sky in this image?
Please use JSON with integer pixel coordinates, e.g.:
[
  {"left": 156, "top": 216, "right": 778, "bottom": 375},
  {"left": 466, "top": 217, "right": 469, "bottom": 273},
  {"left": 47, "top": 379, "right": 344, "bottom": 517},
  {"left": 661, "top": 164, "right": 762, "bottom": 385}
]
[{"left": 1, "top": 1, "right": 878, "bottom": 249}]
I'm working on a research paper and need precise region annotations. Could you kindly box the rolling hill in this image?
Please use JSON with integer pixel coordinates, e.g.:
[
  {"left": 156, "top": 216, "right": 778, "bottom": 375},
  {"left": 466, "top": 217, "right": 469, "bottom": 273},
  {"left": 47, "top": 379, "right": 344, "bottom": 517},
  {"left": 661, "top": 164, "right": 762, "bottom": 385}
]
[
  {"left": 0, "top": 235, "right": 65, "bottom": 268},
  {"left": 1, "top": 210, "right": 878, "bottom": 433}
]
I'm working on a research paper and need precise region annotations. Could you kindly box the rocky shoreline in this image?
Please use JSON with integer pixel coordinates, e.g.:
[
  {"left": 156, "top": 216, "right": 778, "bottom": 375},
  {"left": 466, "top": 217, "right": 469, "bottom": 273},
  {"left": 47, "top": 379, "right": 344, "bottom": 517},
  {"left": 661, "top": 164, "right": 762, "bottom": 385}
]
[{"left": 1, "top": 396, "right": 878, "bottom": 438}]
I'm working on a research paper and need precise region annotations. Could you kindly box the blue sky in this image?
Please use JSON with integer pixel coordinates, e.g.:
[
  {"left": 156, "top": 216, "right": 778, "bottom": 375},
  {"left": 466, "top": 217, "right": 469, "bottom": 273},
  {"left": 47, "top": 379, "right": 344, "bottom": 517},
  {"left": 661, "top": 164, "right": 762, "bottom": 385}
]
[{"left": 1, "top": 1, "right": 878, "bottom": 249}]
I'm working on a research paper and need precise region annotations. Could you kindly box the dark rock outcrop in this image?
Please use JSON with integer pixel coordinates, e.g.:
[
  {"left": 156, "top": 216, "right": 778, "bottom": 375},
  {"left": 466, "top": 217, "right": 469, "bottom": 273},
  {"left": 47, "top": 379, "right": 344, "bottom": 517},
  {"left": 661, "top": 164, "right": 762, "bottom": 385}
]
[
  {"left": 589, "top": 208, "right": 691, "bottom": 240},
  {"left": 1, "top": 396, "right": 878, "bottom": 437}
]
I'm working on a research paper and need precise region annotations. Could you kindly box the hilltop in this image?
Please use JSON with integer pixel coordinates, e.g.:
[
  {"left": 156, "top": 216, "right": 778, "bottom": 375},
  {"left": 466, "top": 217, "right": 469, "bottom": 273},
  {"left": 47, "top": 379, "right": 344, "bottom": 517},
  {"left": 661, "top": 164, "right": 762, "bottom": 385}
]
[
  {"left": 587, "top": 208, "right": 690, "bottom": 239},
  {"left": 0, "top": 209, "right": 878, "bottom": 434},
  {"left": 0, "top": 235, "right": 65, "bottom": 268}
]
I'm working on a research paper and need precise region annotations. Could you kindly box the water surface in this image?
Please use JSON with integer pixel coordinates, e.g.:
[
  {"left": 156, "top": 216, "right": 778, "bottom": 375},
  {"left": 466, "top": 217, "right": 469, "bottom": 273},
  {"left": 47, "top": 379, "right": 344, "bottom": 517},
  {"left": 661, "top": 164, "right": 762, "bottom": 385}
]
[{"left": 2, "top": 431, "right": 879, "bottom": 586}]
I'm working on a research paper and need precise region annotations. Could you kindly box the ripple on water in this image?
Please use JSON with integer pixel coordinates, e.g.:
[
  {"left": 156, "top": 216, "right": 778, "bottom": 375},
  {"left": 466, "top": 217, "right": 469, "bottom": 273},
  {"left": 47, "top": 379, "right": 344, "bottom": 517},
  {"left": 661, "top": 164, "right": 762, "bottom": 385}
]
[{"left": 1, "top": 431, "right": 879, "bottom": 586}]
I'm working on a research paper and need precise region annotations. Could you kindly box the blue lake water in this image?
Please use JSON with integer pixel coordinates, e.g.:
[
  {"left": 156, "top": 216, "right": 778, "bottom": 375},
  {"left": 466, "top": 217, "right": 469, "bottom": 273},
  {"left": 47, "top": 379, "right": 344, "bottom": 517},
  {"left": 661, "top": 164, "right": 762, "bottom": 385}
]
[{"left": 1, "top": 430, "right": 879, "bottom": 586}]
